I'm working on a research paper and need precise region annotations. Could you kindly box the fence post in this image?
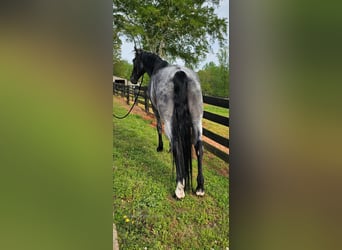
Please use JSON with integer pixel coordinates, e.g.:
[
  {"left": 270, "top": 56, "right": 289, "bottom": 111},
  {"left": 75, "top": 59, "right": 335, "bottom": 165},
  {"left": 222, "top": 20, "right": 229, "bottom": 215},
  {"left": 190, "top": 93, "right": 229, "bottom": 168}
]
[
  {"left": 113, "top": 82, "right": 118, "bottom": 95},
  {"left": 126, "top": 85, "right": 130, "bottom": 105},
  {"left": 120, "top": 84, "right": 124, "bottom": 97}
]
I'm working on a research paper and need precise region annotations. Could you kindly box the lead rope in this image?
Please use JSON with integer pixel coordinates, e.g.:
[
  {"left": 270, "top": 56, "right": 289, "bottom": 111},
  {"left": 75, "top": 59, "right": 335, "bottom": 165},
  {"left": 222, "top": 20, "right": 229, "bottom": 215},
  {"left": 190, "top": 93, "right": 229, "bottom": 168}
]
[{"left": 113, "top": 75, "right": 144, "bottom": 119}]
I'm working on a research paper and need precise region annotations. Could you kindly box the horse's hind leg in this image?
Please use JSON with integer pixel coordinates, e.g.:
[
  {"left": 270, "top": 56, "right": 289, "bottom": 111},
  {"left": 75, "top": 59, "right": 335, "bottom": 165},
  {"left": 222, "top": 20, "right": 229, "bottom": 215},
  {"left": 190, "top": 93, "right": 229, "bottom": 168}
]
[
  {"left": 195, "top": 140, "right": 205, "bottom": 196},
  {"left": 152, "top": 106, "right": 163, "bottom": 152},
  {"left": 193, "top": 123, "right": 205, "bottom": 196}
]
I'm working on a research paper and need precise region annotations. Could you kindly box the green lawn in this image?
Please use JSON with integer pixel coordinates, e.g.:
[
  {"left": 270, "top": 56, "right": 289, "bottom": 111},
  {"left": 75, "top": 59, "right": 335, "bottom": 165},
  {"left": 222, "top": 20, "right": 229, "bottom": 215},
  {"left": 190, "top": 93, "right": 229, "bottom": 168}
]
[
  {"left": 203, "top": 103, "right": 229, "bottom": 117},
  {"left": 113, "top": 97, "right": 229, "bottom": 249},
  {"left": 203, "top": 104, "right": 229, "bottom": 139}
]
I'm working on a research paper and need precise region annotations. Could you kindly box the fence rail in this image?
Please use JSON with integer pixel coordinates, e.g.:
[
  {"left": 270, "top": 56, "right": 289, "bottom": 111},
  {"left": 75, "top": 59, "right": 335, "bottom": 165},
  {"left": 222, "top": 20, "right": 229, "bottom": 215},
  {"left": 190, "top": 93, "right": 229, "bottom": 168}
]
[{"left": 113, "top": 81, "right": 229, "bottom": 162}]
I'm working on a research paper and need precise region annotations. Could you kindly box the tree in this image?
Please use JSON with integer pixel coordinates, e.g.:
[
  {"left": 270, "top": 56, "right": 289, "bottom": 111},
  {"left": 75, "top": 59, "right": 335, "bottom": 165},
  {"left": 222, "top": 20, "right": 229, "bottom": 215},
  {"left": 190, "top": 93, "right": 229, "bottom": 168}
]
[
  {"left": 197, "top": 49, "right": 229, "bottom": 98},
  {"left": 113, "top": 0, "right": 227, "bottom": 67},
  {"left": 198, "top": 62, "right": 216, "bottom": 95},
  {"left": 217, "top": 47, "right": 229, "bottom": 69},
  {"left": 113, "top": 31, "right": 122, "bottom": 65},
  {"left": 113, "top": 60, "right": 132, "bottom": 79},
  {"left": 216, "top": 47, "right": 229, "bottom": 97},
  {"left": 113, "top": 8, "right": 122, "bottom": 65},
  {"left": 113, "top": 60, "right": 150, "bottom": 85}
]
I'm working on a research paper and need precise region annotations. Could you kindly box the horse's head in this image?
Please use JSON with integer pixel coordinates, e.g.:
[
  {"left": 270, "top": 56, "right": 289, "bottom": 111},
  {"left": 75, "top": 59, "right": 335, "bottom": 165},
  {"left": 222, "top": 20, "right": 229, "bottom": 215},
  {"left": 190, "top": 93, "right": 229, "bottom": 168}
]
[{"left": 130, "top": 47, "right": 146, "bottom": 84}]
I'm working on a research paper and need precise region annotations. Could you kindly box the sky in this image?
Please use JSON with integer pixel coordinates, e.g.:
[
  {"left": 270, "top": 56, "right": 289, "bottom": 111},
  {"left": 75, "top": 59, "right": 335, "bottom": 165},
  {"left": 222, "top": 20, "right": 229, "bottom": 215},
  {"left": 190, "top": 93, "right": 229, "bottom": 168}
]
[{"left": 119, "top": 0, "right": 229, "bottom": 71}]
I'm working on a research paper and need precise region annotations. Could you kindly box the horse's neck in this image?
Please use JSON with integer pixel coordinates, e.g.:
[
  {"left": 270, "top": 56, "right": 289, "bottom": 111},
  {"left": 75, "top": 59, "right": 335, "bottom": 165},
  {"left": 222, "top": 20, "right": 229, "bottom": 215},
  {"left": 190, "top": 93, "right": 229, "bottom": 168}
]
[
  {"left": 154, "top": 60, "right": 169, "bottom": 73},
  {"left": 143, "top": 53, "right": 168, "bottom": 76}
]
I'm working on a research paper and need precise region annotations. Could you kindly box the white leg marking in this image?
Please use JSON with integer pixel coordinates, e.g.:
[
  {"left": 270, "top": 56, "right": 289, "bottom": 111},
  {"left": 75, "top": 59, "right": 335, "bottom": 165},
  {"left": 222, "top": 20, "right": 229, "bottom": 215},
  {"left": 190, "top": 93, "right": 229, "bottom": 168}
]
[
  {"left": 164, "top": 120, "right": 172, "bottom": 141},
  {"left": 175, "top": 179, "right": 185, "bottom": 199},
  {"left": 196, "top": 189, "right": 205, "bottom": 196}
]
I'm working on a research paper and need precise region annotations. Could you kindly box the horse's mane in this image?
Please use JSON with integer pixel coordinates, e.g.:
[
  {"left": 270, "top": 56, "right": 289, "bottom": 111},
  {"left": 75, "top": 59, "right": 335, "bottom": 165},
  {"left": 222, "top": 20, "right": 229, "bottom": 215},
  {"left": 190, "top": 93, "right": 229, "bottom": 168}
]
[{"left": 138, "top": 50, "right": 169, "bottom": 75}]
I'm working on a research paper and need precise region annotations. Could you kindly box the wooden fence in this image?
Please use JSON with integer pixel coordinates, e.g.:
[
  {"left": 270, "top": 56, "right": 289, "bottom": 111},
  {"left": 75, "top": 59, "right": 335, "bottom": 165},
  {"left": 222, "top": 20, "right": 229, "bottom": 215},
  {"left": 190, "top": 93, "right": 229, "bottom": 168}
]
[{"left": 113, "top": 81, "right": 229, "bottom": 162}]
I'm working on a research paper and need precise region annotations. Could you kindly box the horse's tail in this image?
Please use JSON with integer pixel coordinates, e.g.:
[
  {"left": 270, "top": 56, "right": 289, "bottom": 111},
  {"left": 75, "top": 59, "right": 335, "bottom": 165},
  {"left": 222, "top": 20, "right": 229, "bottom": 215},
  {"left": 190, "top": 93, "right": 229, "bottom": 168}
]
[{"left": 172, "top": 71, "right": 192, "bottom": 192}]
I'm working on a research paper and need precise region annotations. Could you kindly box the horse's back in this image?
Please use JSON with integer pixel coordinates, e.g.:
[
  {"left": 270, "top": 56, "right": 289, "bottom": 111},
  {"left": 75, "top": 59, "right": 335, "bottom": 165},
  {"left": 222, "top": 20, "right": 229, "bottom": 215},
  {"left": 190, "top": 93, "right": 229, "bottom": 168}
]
[{"left": 151, "top": 65, "right": 202, "bottom": 98}]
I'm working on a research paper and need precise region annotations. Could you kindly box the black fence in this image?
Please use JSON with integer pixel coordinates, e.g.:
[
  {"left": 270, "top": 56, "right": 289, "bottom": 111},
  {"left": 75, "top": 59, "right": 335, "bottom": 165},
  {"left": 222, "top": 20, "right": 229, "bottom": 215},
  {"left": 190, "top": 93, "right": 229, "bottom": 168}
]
[{"left": 113, "top": 81, "right": 229, "bottom": 162}]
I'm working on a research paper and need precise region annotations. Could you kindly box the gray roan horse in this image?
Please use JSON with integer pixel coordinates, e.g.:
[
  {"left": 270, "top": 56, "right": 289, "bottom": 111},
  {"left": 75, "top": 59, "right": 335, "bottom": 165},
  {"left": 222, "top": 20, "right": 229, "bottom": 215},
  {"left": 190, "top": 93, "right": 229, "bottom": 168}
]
[{"left": 130, "top": 48, "right": 204, "bottom": 199}]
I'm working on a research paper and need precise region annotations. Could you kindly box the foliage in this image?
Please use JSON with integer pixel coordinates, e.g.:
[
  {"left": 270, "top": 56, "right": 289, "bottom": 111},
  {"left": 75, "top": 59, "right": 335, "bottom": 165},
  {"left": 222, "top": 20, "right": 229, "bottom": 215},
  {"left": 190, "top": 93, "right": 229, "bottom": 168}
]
[
  {"left": 113, "top": 0, "right": 227, "bottom": 67},
  {"left": 198, "top": 48, "right": 229, "bottom": 97},
  {"left": 113, "top": 47, "right": 229, "bottom": 96},
  {"left": 113, "top": 60, "right": 132, "bottom": 80},
  {"left": 113, "top": 97, "right": 229, "bottom": 249},
  {"left": 198, "top": 63, "right": 229, "bottom": 97},
  {"left": 203, "top": 104, "right": 229, "bottom": 139},
  {"left": 113, "top": 14, "right": 122, "bottom": 64},
  {"left": 204, "top": 103, "right": 229, "bottom": 117},
  {"left": 113, "top": 59, "right": 150, "bottom": 86}
]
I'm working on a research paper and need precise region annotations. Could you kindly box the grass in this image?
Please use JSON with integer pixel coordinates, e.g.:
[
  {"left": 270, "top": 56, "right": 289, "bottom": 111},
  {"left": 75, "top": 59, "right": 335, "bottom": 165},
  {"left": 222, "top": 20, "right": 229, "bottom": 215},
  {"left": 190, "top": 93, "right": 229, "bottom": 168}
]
[
  {"left": 203, "top": 104, "right": 229, "bottom": 117},
  {"left": 203, "top": 104, "right": 229, "bottom": 139},
  {"left": 113, "top": 97, "right": 229, "bottom": 249}
]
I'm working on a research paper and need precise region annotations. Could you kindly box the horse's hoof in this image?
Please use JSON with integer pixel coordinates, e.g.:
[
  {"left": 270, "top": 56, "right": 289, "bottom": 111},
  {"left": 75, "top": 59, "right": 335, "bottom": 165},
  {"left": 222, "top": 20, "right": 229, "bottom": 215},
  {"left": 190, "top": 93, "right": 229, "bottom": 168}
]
[
  {"left": 175, "top": 190, "right": 185, "bottom": 199},
  {"left": 156, "top": 146, "right": 163, "bottom": 152},
  {"left": 175, "top": 181, "right": 185, "bottom": 199},
  {"left": 195, "top": 188, "right": 205, "bottom": 196}
]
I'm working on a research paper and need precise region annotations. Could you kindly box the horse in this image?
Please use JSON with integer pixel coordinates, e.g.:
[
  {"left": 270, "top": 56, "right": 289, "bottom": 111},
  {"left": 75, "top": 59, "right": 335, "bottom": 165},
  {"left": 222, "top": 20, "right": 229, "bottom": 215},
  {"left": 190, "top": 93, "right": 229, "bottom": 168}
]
[{"left": 130, "top": 48, "right": 204, "bottom": 199}]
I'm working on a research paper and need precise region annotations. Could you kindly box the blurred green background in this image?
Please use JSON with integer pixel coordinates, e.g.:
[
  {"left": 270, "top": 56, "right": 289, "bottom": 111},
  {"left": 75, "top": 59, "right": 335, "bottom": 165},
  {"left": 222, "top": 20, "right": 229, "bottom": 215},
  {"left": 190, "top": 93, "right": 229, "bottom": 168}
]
[
  {"left": 0, "top": 1, "right": 112, "bottom": 249},
  {"left": 231, "top": 1, "right": 342, "bottom": 250}
]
